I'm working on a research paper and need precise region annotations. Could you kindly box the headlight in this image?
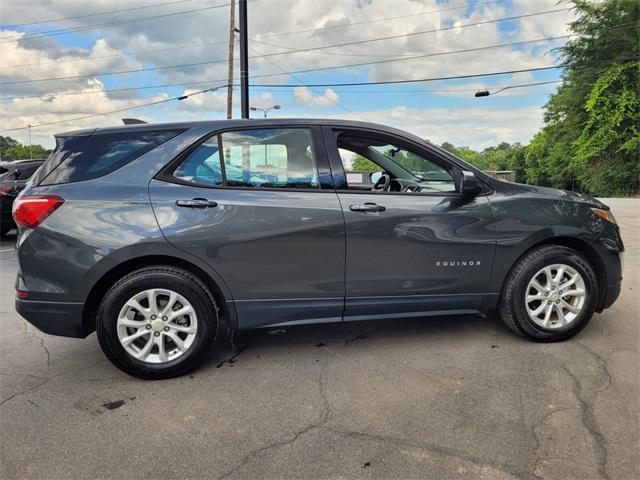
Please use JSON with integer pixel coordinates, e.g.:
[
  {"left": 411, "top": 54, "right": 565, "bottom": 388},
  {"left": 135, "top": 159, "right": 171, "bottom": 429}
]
[{"left": 591, "top": 207, "right": 617, "bottom": 224}]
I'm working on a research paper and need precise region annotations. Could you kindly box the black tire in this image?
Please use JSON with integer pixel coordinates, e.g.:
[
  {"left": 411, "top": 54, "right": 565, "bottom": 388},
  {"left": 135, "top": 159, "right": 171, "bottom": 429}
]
[
  {"left": 498, "top": 245, "right": 598, "bottom": 342},
  {"left": 96, "top": 265, "right": 218, "bottom": 379}
]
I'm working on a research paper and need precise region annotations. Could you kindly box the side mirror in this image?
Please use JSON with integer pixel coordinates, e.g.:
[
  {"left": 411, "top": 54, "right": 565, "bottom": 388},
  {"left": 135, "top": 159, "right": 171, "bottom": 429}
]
[
  {"left": 370, "top": 171, "right": 383, "bottom": 185},
  {"left": 458, "top": 171, "right": 483, "bottom": 196},
  {"left": 11, "top": 170, "right": 21, "bottom": 180}
]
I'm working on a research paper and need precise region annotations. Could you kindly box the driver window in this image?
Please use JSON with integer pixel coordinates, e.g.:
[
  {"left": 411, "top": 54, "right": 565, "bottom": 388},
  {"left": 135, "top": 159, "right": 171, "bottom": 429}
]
[{"left": 337, "top": 135, "right": 456, "bottom": 193}]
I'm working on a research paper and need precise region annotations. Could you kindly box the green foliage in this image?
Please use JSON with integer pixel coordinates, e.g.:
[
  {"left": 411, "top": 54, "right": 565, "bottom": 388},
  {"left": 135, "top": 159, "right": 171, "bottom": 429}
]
[
  {"left": 351, "top": 154, "right": 379, "bottom": 172},
  {"left": 573, "top": 62, "right": 640, "bottom": 196},
  {"left": 0, "top": 136, "right": 51, "bottom": 161},
  {"left": 440, "top": 141, "right": 527, "bottom": 182},
  {"left": 523, "top": 0, "right": 639, "bottom": 196}
]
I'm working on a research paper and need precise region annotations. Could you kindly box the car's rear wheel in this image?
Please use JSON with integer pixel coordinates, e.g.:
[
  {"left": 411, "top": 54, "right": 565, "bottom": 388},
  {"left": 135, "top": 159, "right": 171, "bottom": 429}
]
[
  {"left": 498, "top": 245, "right": 598, "bottom": 342},
  {"left": 97, "top": 265, "right": 218, "bottom": 379}
]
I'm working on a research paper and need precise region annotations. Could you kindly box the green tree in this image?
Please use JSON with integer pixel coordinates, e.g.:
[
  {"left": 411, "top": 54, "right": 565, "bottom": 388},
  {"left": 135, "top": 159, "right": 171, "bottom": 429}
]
[
  {"left": 573, "top": 61, "right": 640, "bottom": 195},
  {"left": 351, "top": 154, "right": 379, "bottom": 172},
  {"left": 0, "top": 136, "right": 51, "bottom": 161},
  {"left": 524, "top": 0, "right": 639, "bottom": 195}
]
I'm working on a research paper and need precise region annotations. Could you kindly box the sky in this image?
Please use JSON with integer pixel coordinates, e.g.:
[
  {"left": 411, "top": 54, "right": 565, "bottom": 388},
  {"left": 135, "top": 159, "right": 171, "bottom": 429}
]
[{"left": 0, "top": 0, "right": 577, "bottom": 150}]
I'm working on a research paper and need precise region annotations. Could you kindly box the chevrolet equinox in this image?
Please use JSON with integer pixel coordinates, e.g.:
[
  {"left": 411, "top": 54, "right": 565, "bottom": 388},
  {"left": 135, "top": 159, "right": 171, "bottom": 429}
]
[{"left": 12, "top": 119, "right": 624, "bottom": 379}]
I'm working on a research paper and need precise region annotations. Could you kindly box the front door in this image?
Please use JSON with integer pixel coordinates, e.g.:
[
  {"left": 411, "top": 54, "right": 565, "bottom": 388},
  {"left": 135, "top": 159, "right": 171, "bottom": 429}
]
[
  {"left": 323, "top": 126, "right": 496, "bottom": 320},
  {"left": 150, "top": 126, "right": 345, "bottom": 329}
]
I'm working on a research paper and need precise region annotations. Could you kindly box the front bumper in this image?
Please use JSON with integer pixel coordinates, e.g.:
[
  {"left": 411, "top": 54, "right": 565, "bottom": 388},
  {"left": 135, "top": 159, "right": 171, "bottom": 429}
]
[
  {"left": 16, "top": 298, "right": 85, "bottom": 338},
  {"left": 601, "top": 281, "right": 622, "bottom": 310}
]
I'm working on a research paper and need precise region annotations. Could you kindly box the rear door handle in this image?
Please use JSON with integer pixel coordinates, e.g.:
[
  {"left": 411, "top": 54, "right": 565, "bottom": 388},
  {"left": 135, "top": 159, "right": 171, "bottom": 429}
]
[
  {"left": 175, "top": 198, "right": 218, "bottom": 208},
  {"left": 349, "top": 202, "right": 386, "bottom": 213}
]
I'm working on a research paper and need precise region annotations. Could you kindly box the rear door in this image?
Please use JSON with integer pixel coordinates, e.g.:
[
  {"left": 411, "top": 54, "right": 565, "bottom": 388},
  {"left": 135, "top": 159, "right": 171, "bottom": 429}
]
[
  {"left": 150, "top": 126, "right": 346, "bottom": 329},
  {"left": 322, "top": 126, "right": 497, "bottom": 320}
]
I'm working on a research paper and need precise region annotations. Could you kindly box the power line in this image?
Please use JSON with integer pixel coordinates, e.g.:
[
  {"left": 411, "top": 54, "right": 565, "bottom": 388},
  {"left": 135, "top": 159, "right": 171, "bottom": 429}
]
[
  {"left": 2, "top": 0, "right": 200, "bottom": 28},
  {"left": 254, "top": 0, "right": 507, "bottom": 39},
  {"left": 249, "top": 7, "right": 572, "bottom": 58},
  {"left": 0, "top": 75, "right": 565, "bottom": 102},
  {"left": 0, "top": 80, "right": 225, "bottom": 101},
  {"left": 0, "top": 85, "right": 226, "bottom": 133},
  {"left": 246, "top": 44, "right": 368, "bottom": 121},
  {"left": 0, "top": 2, "right": 233, "bottom": 44},
  {"left": 3, "top": 0, "right": 503, "bottom": 69},
  {"left": 0, "top": 78, "right": 569, "bottom": 134},
  {"left": 1, "top": 6, "right": 573, "bottom": 85},
  {"left": 250, "top": 80, "right": 563, "bottom": 94},
  {"left": 0, "top": 34, "right": 566, "bottom": 95},
  {"left": 253, "top": 66, "right": 561, "bottom": 87},
  {"left": 249, "top": 35, "right": 570, "bottom": 76}
]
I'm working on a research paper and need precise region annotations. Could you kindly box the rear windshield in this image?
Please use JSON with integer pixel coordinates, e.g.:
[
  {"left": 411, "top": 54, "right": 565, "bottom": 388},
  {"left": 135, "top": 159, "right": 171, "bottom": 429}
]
[{"left": 37, "top": 129, "right": 184, "bottom": 186}]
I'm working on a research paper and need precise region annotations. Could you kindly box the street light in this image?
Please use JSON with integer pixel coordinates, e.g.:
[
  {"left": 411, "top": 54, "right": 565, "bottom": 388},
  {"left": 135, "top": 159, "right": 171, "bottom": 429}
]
[
  {"left": 249, "top": 105, "right": 281, "bottom": 168},
  {"left": 250, "top": 104, "right": 281, "bottom": 118}
]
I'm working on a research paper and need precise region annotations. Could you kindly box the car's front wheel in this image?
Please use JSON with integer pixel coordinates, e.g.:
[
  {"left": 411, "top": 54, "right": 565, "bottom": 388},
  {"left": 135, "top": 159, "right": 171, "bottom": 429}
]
[
  {"left": 498, "top": 245, "right": 598, "bottom": 342},
  {"left": 96, "top": 265, "right": 218, "bottom": 379}
]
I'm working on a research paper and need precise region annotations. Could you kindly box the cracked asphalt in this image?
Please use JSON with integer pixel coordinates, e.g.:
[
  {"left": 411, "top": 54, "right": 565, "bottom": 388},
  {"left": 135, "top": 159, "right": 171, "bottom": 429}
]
[{"left": 1, "top": 198, "right": 638, "bottom": 480}]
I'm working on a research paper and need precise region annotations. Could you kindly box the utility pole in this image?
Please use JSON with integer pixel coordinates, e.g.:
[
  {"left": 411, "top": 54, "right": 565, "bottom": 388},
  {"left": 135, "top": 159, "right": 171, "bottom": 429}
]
[
  {"left": 226, "top": 0, "right": 236, "bottom": 119},
  {"left": 239, "top": 0, "right": 249, "bottom": 119},
  {"left": 28, "top": 124, "right": 32, "bottom": 160}
]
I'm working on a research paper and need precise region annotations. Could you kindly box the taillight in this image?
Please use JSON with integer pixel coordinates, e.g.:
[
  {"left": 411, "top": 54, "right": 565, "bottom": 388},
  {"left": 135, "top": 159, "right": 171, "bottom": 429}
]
[{"left": 12, "top": 195, "right": 64, "bottom": 229}]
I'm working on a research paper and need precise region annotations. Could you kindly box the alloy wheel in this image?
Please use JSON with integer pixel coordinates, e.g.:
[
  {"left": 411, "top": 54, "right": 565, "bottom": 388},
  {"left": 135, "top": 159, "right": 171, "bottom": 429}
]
[
  {"left": 116, "top": 289, "right": 198, "bottom": 363},
  {"left": 525, "top": 263, "right": 586, "bottom": 330}
]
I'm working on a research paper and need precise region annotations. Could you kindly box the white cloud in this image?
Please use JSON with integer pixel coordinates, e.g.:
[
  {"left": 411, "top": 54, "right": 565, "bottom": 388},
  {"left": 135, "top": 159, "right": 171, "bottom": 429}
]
[
  {"left": 290, "top": 104, "right": 546, "bottom": 150},
  {"left": 180, "top": 88, "right": 228, "bottom": 111},
  {"left": 0, "top": 0, "right": 577, "bottom": 148},
  {"left": 293, "top": 86, "right": 338, "bottom": 108}
]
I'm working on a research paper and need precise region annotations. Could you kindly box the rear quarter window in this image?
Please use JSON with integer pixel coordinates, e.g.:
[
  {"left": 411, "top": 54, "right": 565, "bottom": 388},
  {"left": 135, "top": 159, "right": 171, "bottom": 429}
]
[{"left": 40, "top": 129, "right": 184, "bottom": 185}]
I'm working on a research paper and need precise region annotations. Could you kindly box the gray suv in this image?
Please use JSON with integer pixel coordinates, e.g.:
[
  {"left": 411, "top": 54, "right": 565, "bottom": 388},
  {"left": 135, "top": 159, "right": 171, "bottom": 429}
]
[{"left": 13, "top": 119, "right": 624, "bottom": 379}]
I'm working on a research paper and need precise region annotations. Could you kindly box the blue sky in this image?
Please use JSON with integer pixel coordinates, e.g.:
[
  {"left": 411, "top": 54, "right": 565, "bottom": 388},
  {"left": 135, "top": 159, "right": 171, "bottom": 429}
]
[{"left": 1, "top": 0, "right": 574, "bottom": 148}]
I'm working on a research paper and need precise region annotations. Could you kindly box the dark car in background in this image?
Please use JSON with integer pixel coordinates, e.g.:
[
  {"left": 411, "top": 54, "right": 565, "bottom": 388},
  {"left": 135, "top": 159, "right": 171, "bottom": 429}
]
[
  {"left": 12, "top": 120, "right": 624, "bottom": 379},
  {"left": 0, "top": 159, "right": 44, "bottom": 236}
]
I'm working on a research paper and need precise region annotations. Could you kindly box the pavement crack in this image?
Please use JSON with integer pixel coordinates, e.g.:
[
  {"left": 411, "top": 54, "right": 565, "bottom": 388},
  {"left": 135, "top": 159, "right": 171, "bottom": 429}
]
[
  {"left": 217, "top": 357, "right": 333, "bottom": 480},
  {"left": 0, "top": 372, "right": 48, "bottom": 380},
  {"left": 0, "top": 359, "right": 107, "bottom": 408},
  {"left": 39, "top": 337, "right": 51, "bottom": 368},
  {"left": 559, "top": 362, "right": 610, "bottom": 480},
  {"left": 326, "top": 427, "right": 543, "bottom": 480},
  {"left": 21, "top": 323, "right": 51, "bottom": 369},
  {"left": 530, "top": 406, "right": 581, "bottom": 476}
]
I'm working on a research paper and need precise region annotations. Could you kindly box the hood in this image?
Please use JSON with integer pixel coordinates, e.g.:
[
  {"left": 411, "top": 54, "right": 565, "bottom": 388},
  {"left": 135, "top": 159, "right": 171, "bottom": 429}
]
[{"left": 495, "top": 180, "right": 608, "bottom": 208}]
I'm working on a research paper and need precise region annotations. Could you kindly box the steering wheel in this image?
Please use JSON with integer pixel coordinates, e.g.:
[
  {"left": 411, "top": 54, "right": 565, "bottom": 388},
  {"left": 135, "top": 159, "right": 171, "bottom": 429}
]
[{"left": 373, "top": 173, "right": 391, "bottom": 191}]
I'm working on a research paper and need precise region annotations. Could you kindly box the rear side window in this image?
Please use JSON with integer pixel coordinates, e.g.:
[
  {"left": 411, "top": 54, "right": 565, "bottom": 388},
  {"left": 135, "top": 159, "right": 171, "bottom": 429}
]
[
  {"left": 171, "top": 128, "right": 319, "bottom": 189},
  {"left": 40, "top": 129, "right": 183, "bottom": 185},
  {"left": 173, "top": 137, "right": 223, "bottom": 186}
]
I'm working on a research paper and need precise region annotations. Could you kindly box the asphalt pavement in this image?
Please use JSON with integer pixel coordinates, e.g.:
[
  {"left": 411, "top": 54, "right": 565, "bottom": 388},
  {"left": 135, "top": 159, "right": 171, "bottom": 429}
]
[{"left": 1, "top": 198, "right": 638, "bottom": 479}]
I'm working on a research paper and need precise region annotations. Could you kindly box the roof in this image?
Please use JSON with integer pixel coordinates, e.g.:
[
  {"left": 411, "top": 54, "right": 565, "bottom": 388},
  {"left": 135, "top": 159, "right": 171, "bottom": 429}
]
[{"left": 57, "top": 118, "right": 426, "bottom": 144}]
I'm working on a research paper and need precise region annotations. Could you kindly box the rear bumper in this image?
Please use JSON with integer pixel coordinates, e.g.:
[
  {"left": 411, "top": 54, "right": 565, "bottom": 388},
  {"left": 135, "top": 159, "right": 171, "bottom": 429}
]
[{"left": 15, "top": 298, "right": 86, "bottom": 338}]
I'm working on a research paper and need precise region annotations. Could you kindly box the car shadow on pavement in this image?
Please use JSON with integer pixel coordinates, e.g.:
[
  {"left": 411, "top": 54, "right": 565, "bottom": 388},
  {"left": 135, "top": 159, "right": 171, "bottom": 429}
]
[{"left": 200, "top": 313, "right": 518, "bottom": 372}]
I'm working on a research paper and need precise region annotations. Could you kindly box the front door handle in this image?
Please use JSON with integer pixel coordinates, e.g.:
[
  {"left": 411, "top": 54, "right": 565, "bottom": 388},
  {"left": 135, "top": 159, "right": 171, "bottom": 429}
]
[
  {"left": 175, "top": 198, "right": 218, "bottom": 208},
  {"left": 349, "top": 202, "right": 386, "bottom": 213}
]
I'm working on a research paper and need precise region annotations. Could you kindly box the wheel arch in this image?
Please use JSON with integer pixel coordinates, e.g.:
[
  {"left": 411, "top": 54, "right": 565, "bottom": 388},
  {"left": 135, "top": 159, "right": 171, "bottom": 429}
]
[
  {"left": 81, "top": 254, "right": 237, "bottom": 336},
  {"left": 494, "top": 235, "right": 607, "bottom": 313}
]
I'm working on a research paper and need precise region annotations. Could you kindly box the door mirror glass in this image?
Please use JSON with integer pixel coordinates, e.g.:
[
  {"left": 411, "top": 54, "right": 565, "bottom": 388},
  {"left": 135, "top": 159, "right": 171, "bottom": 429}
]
[
  {"left": 370, "top": 171, "right": 383, "bottom": 185},
  {"left": 459, "top": 171, "right": 483, "bottom": 195}
]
